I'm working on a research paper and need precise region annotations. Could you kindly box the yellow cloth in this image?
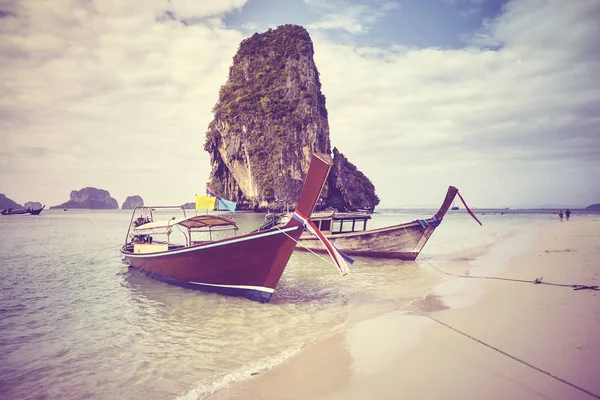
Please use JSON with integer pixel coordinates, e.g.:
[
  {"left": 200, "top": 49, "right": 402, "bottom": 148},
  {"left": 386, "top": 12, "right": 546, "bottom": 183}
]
[{"left": 196, "top": 195, "right": 215, "bottom": 210}]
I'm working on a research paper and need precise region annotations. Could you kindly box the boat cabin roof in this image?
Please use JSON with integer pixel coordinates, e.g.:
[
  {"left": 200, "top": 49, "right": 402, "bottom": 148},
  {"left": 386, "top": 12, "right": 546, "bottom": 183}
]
[
  {"left": 309, "top": 211, "right": 372, "bottom": 221},
  {"left": 132, "top": 215, "right": 237, "bottom": 235}
]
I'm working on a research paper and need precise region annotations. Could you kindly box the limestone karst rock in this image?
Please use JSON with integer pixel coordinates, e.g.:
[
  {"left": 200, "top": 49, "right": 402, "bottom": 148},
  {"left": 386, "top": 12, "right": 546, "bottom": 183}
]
[
  {"left": 205, "top": 24, "right": 378, "bottom": 211},
  {"left": 325, "top": 148, "right": 380, "bottom": 211},
  {"left": 51, "top": 187, "right": 118, "bottom": 209},
  {"left": 122, "top": 195, "right": 144, "bottom": 209},
  {"left": 24, "top": 201, "right": 43, "bottom": 210},
  {"left": 0, "top": 193, "right": 22, "bottom": 209}
]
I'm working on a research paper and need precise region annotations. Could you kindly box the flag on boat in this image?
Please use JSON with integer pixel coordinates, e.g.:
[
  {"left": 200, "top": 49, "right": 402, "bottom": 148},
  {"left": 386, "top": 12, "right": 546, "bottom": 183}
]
[
  {"left": 217, "top": 197, "right": 237, "bottom": 213},
  {"left": 292, "top": 210, "right": 352, "bottom": 276},
  {"left": 206, "top": 184, "right": 237, "bottom": 213},
  {"left": 196, "top": 195, "right": 216, "bottom": 210},
  {"left": 206, "top": 184, "right": 218, "bottom": 197}
]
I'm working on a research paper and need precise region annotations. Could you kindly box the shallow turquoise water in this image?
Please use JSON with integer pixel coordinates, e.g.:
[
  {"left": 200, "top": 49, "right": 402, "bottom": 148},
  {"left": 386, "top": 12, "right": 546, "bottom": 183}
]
[{"left": 0, "top": 209, "right": 564, "bottom": 399}]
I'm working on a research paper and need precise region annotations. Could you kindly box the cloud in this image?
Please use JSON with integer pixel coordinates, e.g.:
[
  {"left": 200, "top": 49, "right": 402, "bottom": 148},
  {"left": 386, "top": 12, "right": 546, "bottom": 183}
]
[
  {"left": 309, "top": 0, "right": 600, "bottom": 207},
  {"left": 0, "top": 0, "right": 247, "bottom": 206},
  {"left": 305, "top": 0, "right": 399, "bottom": 34},
  {"left": 1, "top": 0, "right": 598, "bottom": 209}
]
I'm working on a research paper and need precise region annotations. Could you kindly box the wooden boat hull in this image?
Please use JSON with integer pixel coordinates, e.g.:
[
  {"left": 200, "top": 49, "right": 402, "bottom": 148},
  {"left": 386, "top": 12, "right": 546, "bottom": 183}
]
[
  {"left": 297, "top": 219, "right": 436, "bottom": 260},
  {"left": 121, "top": 225, "right": 303, "bottom": 302},
  {"left": 120, "top": 153, "right": 333, "bottom": 303},
  {"left": 297, "top": 186, "right": 460, "bottom": 260},
  {"left": 1, "top": 205, "right": 45, "bottom": 215}
]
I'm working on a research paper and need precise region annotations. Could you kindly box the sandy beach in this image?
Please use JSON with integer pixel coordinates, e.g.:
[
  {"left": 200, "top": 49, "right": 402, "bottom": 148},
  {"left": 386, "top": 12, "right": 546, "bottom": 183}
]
[{"left": 208, "top": 218, "right": 600, "bottom": 400}]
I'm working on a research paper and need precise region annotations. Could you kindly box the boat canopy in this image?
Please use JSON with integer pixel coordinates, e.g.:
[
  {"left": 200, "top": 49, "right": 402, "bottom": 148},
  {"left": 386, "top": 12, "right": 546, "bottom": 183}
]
[
  {"left": 309, "top": 211, "right": 372, "bottom": 221},
  {"left": 132, "top": 215, "right": 237, "bottom": 236}
]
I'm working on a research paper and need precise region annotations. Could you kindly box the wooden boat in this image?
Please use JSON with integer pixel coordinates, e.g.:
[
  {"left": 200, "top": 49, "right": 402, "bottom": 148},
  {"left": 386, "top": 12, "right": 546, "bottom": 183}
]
[
  {"left": 266, "top": 186, "right": 481, "bottom": 260},
  {"left": 120, "top": 153, "right": 333, "bottom": 303},
  {"left": 1, "top": 205, "right": 45, "bottom": 215}
]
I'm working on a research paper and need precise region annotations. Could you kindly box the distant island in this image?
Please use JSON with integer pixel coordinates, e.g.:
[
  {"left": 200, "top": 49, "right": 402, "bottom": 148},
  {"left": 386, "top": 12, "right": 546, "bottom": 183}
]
[
  {"left": 182, "top": 202, "right": 195, "bottom": 209},
  {"left": 586, "top": 203, "right": 600, "bottom": 210},
  {"left": 24, "top": 201, "right": 43, "bottom": 210},
  {"left": 51, "top": 187, "right": 118, "bottom": 209},
  {"left": 0, "top": 193, "right": 23, "bottom": 209},
  {"left": 122, "top": 195, "right": 144, "bottom": 209}
]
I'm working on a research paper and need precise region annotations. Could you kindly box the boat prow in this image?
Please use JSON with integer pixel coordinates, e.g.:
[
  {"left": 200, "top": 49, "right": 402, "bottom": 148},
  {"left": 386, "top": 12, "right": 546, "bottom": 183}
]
[
  {"left": 291, "top": 185, "right": 480, "bottom": 260},
  {"left": 120, "top": 153, "right": 333, "bottom": 303}
]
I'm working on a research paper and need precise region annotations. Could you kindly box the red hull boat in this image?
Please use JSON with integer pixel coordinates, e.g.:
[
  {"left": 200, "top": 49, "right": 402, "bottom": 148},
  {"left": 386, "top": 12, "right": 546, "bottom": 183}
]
[{"left": 121, "top": 153, "right": 333, "bottom": 303}]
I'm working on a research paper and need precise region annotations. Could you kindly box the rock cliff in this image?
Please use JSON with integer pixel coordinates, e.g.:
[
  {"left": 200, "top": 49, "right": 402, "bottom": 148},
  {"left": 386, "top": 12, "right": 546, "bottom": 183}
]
[
  {"left": 205, "top": 24, "right": 377, "bottom": 211},
  {"left": 325, "top": 148, "right": 380, "bottom": 211},
  {"left": 51, "top": 187, "right": 118, "bottom": 209},
  {"left": 24, "top": 201, "right": 43, "bottom": 210},
  {"left": 121, "top": 195, "right": 144, "bottom": 209},
  {"left": 0, "top": 193, "right": 22, "bottom": 209}
]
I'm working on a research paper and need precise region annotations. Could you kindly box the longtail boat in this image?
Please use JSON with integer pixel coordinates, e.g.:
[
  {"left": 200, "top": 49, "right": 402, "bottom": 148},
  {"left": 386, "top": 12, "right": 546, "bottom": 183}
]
[
  {"left": 1, "top": 205, "right": 45, "bottom": 215},
  {"left": 120, "top": 153, "right": 336, "bottom": 303},
  {"left": 262, "top": 186, "right": 481, "bottom": 260}
]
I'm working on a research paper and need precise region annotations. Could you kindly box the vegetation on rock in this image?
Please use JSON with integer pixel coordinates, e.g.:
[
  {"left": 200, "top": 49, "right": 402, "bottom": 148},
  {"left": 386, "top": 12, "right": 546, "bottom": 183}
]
[
  {"left": 204, "top": 24, "right": 378, "bottom": 211},
  {"left": 325, "top": 148, "right": 380, "bottom": 211}
]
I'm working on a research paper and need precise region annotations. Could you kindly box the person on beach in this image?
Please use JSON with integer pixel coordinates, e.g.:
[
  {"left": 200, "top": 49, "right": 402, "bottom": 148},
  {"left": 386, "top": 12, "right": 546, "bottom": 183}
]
[
  {"left": 565, "top": 209, "right": 571, "bottom": 221},
  {"left": 559, "top": 210, "right": 563, "bottom": 221}
]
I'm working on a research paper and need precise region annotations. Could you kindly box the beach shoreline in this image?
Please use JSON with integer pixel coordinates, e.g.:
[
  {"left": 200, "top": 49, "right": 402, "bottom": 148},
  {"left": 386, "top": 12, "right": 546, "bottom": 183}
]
[{"left": 207, "top": 218, "right": 600, "bottom": 400}]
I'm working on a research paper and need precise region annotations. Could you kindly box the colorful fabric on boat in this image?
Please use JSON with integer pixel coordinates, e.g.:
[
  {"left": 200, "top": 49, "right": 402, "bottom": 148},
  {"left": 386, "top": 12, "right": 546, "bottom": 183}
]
[
  {"left": 292, "top": 210, "right": 352, "bottom": 276},
  {"left": 206, "top": 185, "right": 237, "bottom": 213},
  {"left": 456, "top": 191, "right": 483, "bottom": 226},
  {"left": 417, "top": 219, "right": 429, "bottom": 229},
  {"left": 206, "top": 185, "right": 217, "bottom": 197},
  {"left": 196, "top": 195, "right": 216, "bottom": 210},
  {"left": 217, "top": 197, "right": 237, "bottom": 213}
]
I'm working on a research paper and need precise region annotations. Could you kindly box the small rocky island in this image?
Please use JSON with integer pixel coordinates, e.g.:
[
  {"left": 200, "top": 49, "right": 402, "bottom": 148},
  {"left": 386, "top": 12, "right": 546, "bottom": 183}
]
[
  {"left": 0, "top": 193, "right": 23, "bottom": 209},
  {"left": 205, "top": 24, "right": 379, "bottom": 211},
  {"left": 24, "top": 201, "right": 43, "bottom": 210},
  {"left": 586, "top": 203, "right": 600, "bottom": 210},
  {"left": 51, "top": 187, "right": 119, "bottom": 209},
  {"left": 121, "top": 195, "right": 144, "bottom": 209}
]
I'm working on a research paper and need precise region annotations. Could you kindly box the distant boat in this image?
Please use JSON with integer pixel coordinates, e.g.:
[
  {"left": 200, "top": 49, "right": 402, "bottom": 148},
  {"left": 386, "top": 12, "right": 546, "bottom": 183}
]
[
  {"left": 262, "top": 186, "right": 482, "bottom": 260},
  {"left": 1, "top": 205, "right": 45, "bottom": 216},
  {"left": 120, "top": 153, "right": 339, "bottom": 303},
  {"left": 451, "top": 200, "right": 459, "bottom": 210}
]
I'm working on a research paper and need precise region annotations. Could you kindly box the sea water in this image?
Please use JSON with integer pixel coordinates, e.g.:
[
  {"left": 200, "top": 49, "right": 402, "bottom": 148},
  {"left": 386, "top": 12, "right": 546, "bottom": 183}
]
[{"left": 0, "top": 209, "right": 566, "bottom": 399}]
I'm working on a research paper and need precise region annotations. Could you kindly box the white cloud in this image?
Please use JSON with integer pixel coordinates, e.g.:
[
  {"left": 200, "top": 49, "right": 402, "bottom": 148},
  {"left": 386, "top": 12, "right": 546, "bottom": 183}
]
[
  {"left": 0, "top": 0, "right": 246, "bottom": 206},
  {"left": 305, "top": 0, "right": 399, "bottom": 34},
  {"left": 309, "top": 0, "right": 600, "bottom": 207},
  {"left": 1, "top": 0, "right": 598, "bottom": 209}
]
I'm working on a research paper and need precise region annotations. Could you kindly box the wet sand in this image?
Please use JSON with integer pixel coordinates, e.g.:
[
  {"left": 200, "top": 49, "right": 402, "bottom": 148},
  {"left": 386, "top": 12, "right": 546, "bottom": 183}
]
[{"left": 208, "top": 218, "right": 600, "bottom": 400}]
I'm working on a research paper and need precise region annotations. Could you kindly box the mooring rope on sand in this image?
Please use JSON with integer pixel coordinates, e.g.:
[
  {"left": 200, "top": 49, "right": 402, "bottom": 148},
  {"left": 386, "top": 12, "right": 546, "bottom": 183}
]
[
  {"left": 427, "top": 315, "right": 600, "bottom": 399},
  {"left": 424, "top": 260, "right": 599, "bottom": 291}
]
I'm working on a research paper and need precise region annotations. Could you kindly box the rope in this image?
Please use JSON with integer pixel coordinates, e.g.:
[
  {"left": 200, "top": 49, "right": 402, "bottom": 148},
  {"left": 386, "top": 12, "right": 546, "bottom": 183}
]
[
  {"left": 427, "top": 315, "right": 600, "bottom": 399},
  {"left": 424, "top": 260, "right": 599, "bottom": 291},
  {"left": 275, "top": 226, "right": 339, "bottom": 269}
]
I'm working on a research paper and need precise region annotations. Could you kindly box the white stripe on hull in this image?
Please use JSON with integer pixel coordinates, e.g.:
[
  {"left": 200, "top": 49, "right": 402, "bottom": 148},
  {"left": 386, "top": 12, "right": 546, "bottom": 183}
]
[{"left": 188, "top": 281, "right": 275, "bottom": 293}]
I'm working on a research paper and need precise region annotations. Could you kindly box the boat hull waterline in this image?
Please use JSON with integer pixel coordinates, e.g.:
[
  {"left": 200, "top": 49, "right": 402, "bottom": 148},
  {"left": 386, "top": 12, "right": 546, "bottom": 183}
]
[
  {"left": 296, "top": 186, "right": 471, "bottom": 260},
  {"left": 121, "top": 153, "right": 333, "bottom": 303}
]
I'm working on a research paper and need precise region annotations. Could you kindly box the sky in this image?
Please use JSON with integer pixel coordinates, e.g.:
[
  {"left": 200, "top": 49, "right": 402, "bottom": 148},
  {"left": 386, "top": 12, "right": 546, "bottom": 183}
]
[{"left": 1, "top": 0, "right": 599, "bottom": 209}]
